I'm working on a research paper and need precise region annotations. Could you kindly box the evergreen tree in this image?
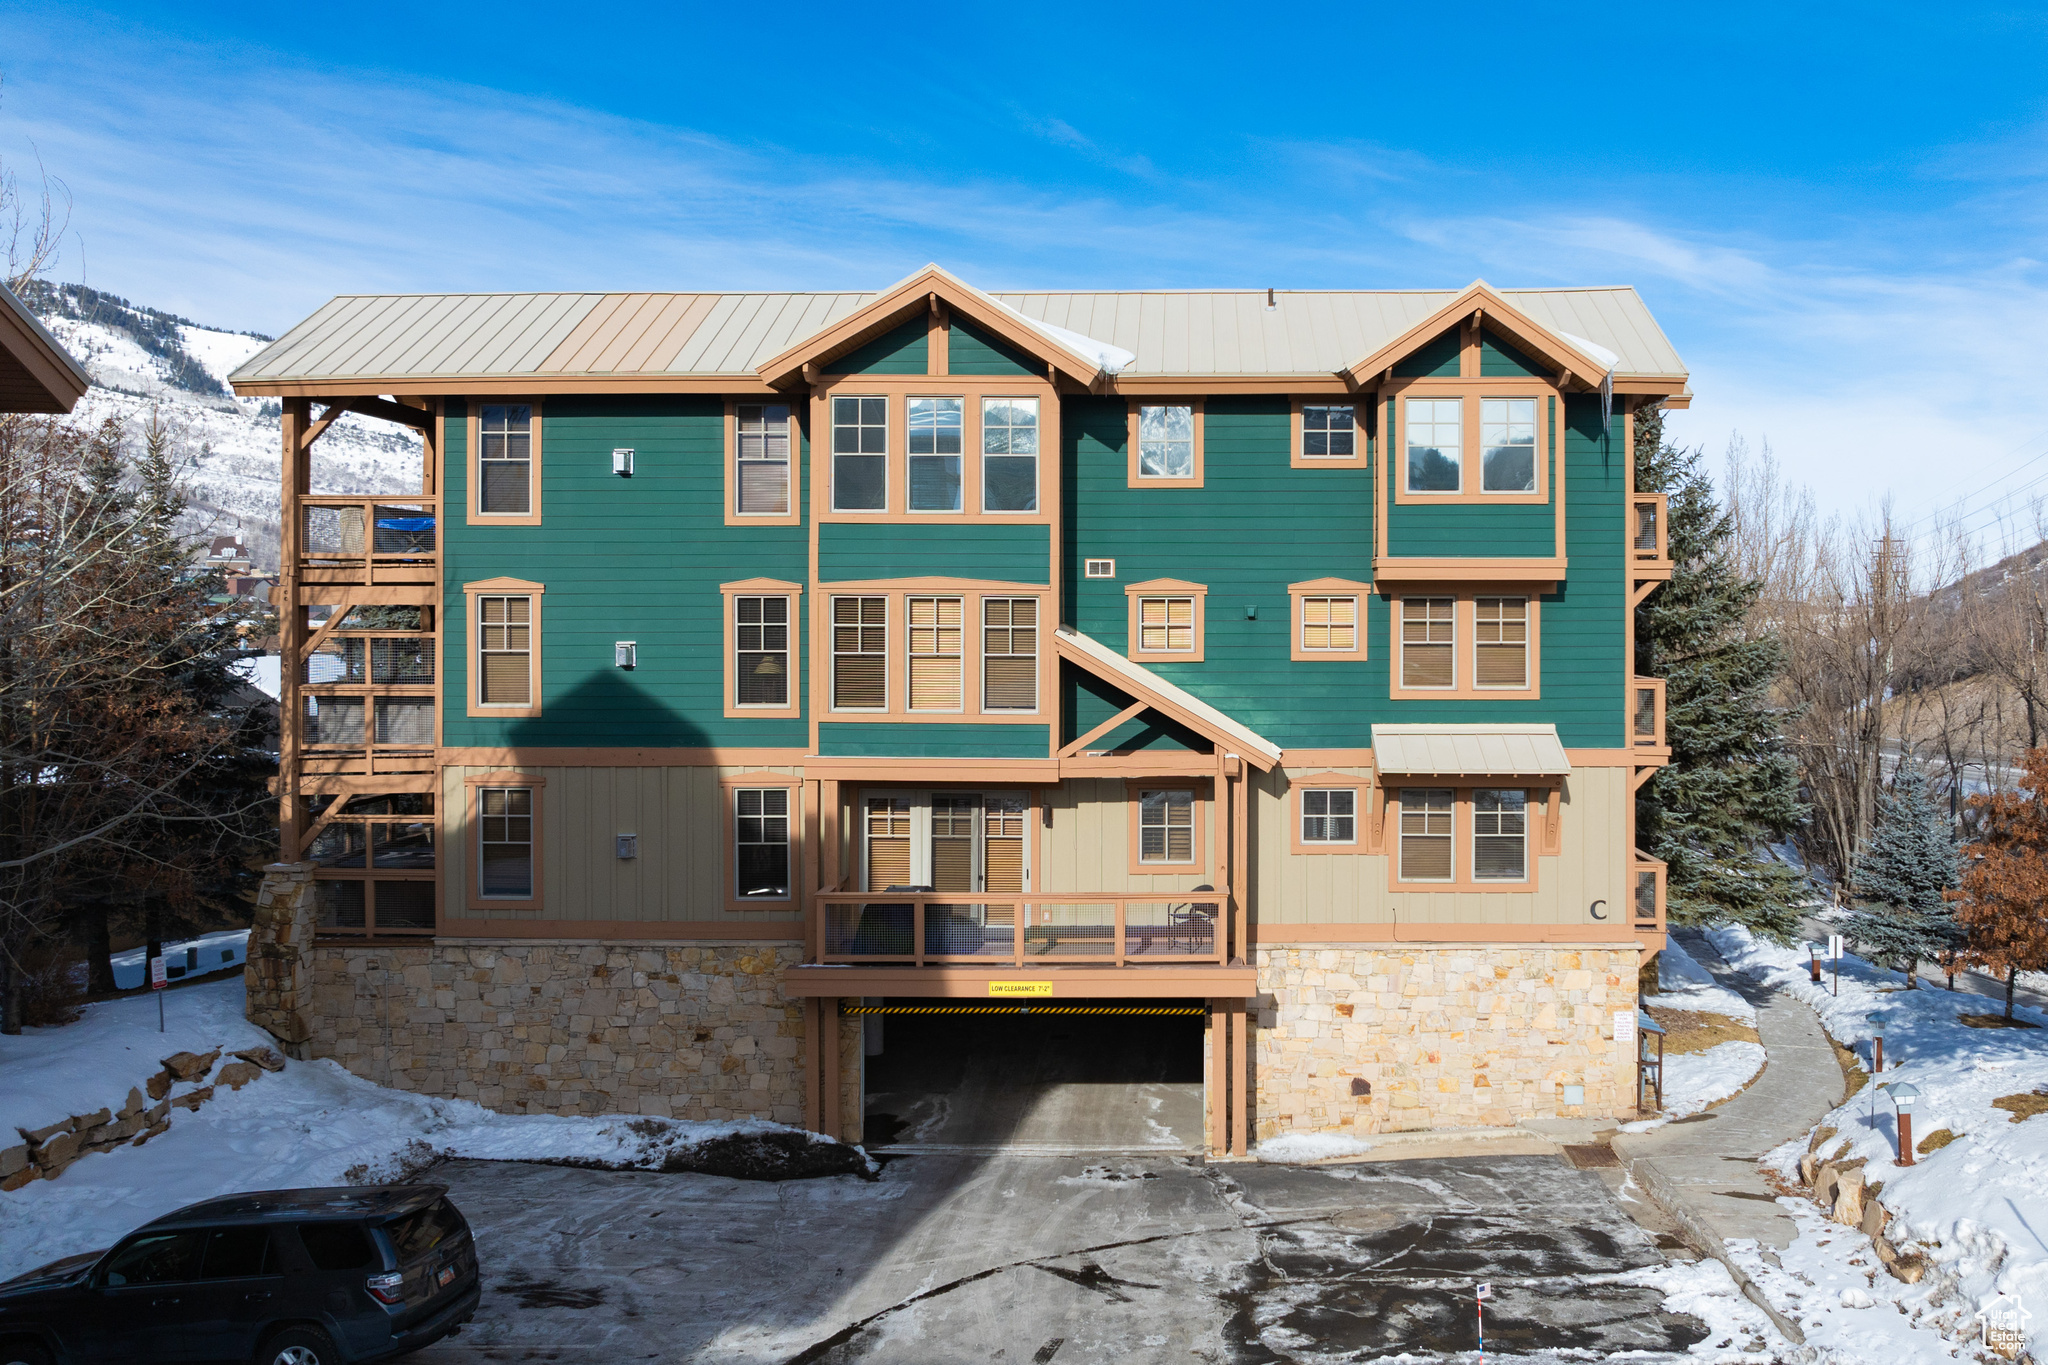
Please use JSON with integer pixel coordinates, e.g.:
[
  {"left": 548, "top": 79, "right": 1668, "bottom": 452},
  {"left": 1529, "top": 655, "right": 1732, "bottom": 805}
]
[
  {"left": 1846, "top": 761, "right": 1960, "bottom": 988},
  {"left": 1634, "top": 406, "right": 1811, "bottom": 941}
]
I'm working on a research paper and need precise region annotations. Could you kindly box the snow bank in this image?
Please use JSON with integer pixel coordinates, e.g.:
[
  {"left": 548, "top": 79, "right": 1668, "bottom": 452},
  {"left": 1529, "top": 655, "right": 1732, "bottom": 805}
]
[
  {"left": 1655, "top": 935, "right": 1758, "bottom": 1022},
  {"left": 1251, "top": 1132, "right": 1372, "bottom": 1163},
  {"left": 1709, "top": 923, "right": 2048, "bottom": 1351},
  {"left": 1, "top": 978, "right": 870, "bottom": 1280}
]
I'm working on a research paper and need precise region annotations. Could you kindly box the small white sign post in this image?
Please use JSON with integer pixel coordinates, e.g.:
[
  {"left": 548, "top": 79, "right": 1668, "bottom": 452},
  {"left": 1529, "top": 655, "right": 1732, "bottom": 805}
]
[
  {"left": 150, "top": 954, "right": 167, "bottom": 1032},
  {"left": 1475, "top": 1282, "right": 1492, "bottom": 1356},
  {"left": 1829, "top": 934, "right": 1844, "bottom": 997}
]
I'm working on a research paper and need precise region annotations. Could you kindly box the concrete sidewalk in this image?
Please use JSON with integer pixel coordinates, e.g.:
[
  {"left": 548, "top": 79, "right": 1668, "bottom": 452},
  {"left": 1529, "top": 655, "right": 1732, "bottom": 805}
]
[{"left": 1617, "top": 928, "right": 1842, "bottom": 1249}]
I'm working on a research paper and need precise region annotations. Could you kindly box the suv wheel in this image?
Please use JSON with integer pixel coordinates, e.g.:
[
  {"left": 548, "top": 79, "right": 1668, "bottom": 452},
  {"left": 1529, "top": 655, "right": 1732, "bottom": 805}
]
[
  {"left": 1, "top": 1341, "right": 53, "bottom": 1365},
  {"left": 256, "top": 1325, "right": 339, "bottom": 1365}
]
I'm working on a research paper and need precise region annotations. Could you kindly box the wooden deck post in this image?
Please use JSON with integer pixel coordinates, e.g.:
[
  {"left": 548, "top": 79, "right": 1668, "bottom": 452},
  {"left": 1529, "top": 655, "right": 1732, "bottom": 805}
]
[
  {"left": 802, "top": 997, "right": 822, "bottom": 1133},
  {"left": 277, "top": 398, "right": 308, "bottom": 863},
  {"left": 1232, "top": 998, "right": 1251, "bottom": 1155},
  {"left": 1207, "top": 998, "right": 1226, "bottom": 1156}
]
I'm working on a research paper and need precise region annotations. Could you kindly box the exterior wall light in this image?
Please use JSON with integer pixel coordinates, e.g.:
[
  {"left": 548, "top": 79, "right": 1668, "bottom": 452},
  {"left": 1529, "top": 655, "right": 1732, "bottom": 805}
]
[
  {"left": 1881, "top": 1081, "right": 1920, "bottom": 1164},
  {"left": 615, "top": 641, "right": 637, "bottom": 669},
  {"left": 613, "top": 447, "right": 635, "bottom": 476},
  {"left": 615, "top": 834, "right": 638, "bottom": 860}
]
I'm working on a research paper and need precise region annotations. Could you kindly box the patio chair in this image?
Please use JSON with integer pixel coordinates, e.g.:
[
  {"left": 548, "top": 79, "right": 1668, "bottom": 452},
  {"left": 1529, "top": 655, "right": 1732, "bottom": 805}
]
[{"left": 1165, "top": 885, "right": 1219, "bottom": 954}]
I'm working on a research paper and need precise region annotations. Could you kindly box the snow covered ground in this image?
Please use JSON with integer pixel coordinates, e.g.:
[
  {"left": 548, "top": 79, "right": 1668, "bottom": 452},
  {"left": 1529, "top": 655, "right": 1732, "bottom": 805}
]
[
  {"left": 1623, "top": 938, "right": 1768, "bottom": 1131},
  {"left": 0, "top": 977, "right": 862, "bottom": 1281},
  {"left": 1710, "top": 922, "right": 2048, "bottom": 1358}
]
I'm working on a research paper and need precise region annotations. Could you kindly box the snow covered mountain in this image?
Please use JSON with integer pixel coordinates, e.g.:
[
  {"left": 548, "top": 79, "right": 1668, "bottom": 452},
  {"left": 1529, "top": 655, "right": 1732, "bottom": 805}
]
[{"left": 22, "top": 283, "right": 422, "bottom": 570}]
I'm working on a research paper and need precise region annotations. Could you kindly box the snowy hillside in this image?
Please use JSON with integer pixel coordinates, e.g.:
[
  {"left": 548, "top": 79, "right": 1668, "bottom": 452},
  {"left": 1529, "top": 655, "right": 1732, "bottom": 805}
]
[{"left": 24, "top": 283, "right": 422, "bottom": 569}]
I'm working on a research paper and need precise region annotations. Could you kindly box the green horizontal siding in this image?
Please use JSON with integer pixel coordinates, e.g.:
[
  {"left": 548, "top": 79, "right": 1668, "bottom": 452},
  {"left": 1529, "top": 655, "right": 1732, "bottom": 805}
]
[
  {"left": 832, "top": 319, "right": 927, "bottom": 375},
  {"left": 820, "top": 520, "right": 1050, "bottom": 584},
  {"left": 441, "top": 396, "right": 810, "bottom": 749},
  {"left": 1387, "top": 501, "right": 1554, "bottom": 557},
  {"left": 1480, "top": 329, "right": 1546, "bottom": 378},
  {"left": 948, "top": 318, "right": 1038, "bottom": 376},
  {"left": 1393, "top": 326, "right": 1460, "bottom": 378},
  {"left": 818, "top": 722, "right": 1049, "bottom": 758}
]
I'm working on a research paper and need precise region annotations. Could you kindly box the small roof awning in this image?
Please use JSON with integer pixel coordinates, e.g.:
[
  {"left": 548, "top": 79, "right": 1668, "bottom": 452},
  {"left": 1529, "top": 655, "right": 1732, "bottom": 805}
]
[{"left": 1370, "top": 723, "right": 1571, "bottom": 778}]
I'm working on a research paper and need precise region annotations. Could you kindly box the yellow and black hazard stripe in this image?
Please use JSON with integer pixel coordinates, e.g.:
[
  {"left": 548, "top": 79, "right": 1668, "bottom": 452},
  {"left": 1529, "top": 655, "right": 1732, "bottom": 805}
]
[{"left": 839, "top": 1004, "right": 1206, "bottom": 1017}]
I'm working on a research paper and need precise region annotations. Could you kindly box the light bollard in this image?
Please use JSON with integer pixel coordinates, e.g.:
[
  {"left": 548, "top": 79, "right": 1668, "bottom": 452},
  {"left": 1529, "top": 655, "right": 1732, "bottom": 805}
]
[{"left": 1882, "top": 1081, "right": 1920, "bottom": 1165}]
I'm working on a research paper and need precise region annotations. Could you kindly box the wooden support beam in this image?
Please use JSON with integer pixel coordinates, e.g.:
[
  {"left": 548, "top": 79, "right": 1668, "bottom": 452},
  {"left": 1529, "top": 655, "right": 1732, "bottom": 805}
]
[
  {"left": 1230, "top": 1001, "right": 1250, "bottom": 1156},
  {"left": 821, "top": 996, "right": 842, "bottom": 1140},
  {"left": 347, "top": 395, "right": 434, "bottom": 430},
  {"left": 1057, "top": 700, "right": 1150, "bottom": 759},
  {"left": 803, "top": 998, "right": 822, "bottom": 1133},
  {"left": 1629, "top": 580, "right": 1663, "bottom": 609},
  {"left": 303, "top": 398, "right": 360, "bottom": 448},
  {"left": 1207, "top": 999, "right": 1226, "bottom": 1156}
]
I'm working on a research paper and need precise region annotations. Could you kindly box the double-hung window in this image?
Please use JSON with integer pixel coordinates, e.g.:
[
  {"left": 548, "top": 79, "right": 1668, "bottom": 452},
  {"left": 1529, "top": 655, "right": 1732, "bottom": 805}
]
[
  {"left": 735, "top": 404, "right": 792, "bottom": 515},
  {"left": 831, "top": 596, "right": 887, "bottom": 710},
  {"left": 1138, "top": 405, "right": 1195, "bottom": 479},
  {"left": 478, "top": 404, "right": 533, "bottom": 514},
  {"left": 1302, "top": 404, "right": 1355, "bottom": 458},
  {"left": 1397, "top": 788, "right": 1454, "bottom": 882},
  {"left": 1300, "top": 596, "right": 1358, "bottom": 653},
  {"left": 1480, "top": 398, "right": 1537, "bottom": 492},
  {"left": 734, "top": 788, "right": 791, "bottom": 900},
  {"left": 1473, "top": 789, "right": 1527, "bottom": 881},
  {"left": 1399, "top": 597, "right": 1455, "bottom": 689},
  {"left": 831, "top": 396, "right": 887, "bottom": 511},
  {"left": 1301, "top": 789, "right": 1356, "bottom": 844},
  {"left": 907, "top": 597, "right": 964, "bottom": 710},
  {"left": 1404, "top": 398, "right": 1462, "bottom": 493},
  {"left": 1475, "top": 596, "right": 1529, "bottom": 688},
  {"left": 735, "top": 595, "right": 789, "bottom": 707},
  {"left": 982, "top": 398, "right": 1039, "bottom": 511},
  {"left": 477, "top": 595, "right": 532, "bottom": 706},
  {"left": 982, "top": 598, "right": 1038, "bottom": 710},
  {"left": 1138, "top": 789, "right": 1195, "bottom": 863},
  {"left": 478, "top": 787, "right": 534, "bottom": 898},
  {"left": 907, "top": 397, "right": 963, "bottom": 512}
]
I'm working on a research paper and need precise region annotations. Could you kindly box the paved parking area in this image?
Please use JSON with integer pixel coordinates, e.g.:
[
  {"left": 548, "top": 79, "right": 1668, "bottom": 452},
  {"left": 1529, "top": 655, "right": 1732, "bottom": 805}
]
[{"left": 408, "top": 1150, "right": 1709, "bottom": 1363}]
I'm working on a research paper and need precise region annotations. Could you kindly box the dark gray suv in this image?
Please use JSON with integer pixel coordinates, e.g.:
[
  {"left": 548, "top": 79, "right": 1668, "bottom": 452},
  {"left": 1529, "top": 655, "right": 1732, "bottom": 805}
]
[{"left": 0, "top": 1185, "right": 479, "bottom": 1365}]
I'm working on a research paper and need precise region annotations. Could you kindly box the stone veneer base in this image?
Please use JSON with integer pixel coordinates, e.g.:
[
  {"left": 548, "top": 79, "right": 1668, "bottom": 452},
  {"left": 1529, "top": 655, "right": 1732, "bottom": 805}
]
[
  {"left": 1253, "top": 944, "right": 1642, "bottom": 1139},
  {"left": 304, "top": 942, "right": 860, "bottom": 1132}
]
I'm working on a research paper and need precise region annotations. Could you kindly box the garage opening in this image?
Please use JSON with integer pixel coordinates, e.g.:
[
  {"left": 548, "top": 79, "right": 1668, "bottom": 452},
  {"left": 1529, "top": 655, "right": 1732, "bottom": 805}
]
[{"left": 858, "top": 999, "right": 1206, "bottom": 1152}]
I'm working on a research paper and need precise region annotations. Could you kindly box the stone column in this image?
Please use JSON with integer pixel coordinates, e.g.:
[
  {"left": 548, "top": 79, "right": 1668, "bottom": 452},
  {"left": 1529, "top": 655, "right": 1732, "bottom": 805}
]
[{"left": 246, "top": 862, "right": 318, "bottom": 1057}]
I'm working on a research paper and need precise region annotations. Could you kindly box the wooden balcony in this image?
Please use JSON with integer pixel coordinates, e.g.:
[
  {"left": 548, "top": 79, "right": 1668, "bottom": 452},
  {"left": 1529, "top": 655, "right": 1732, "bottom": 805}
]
[
  {"left": 1631, "top": 493, "right": 1672, "bottom": 574},
  {"left": 297, "top": 496, "right": 440, "bottom": 590},
  {"left": 1632, "top": 676, "right": 1669, "bottom": 756},
  {"left": 815, "top": 891, "right": 1232, "bottom": 968},
  {"left": 1633, "top": 855, "right": 1668, "bottom": 950}
]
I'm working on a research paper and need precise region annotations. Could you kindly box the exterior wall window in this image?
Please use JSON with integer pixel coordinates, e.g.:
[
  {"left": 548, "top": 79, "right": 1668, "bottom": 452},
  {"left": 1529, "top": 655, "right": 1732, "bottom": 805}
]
[
  {"left": 735, "top": 403, "right": 792, "bottom": 515},
  {"left": 1399, "top": 597, "right": 1455, "bottom": 688},
  {"left": 734, "top": 788, "right": 791, "bottom": 900},
  {"left": 1404, "top": 397, "right": 1462, "bottom": 493},
  {"left": 1138, "top": 789, "right": 1195, "bottom": 863},
  {"left": 1139, "top": 596, "right": 1195, "bottom": 653},
  {"left": 734, "top": 595, "right": 790, "bottom": 707},
  {"left": 1473, "top": 789, "right": 1527, "bottom": 881},
  {"left": 1480, "top": 398, "right": 1537, "bottom": 492},
  {"left": 477, "top": 595, "right": 532, "bottom": 705},
  {"left": 907, "top": 597, "right": 964, "bottom": 710},
  {"left": 907, "top": 397, "right": 964, "bottom": 512},
  {"left": 831, "top": 396, "right": 887, "bottom": 511},
  {"left": 1138, "top": 405, "right": 1195, "bottom": 478},
  {"left": 982, "top": 597, "right": 1038, "bottom": 710},
  {"left": 1302, "top": 404, "right": 1355, "bottom": 458},
  {"left": 1301, "top": 788, "right": 1356, "bottom": 844},
  {"left": 478, "top": 404, "right": 533, "bottom": 514},
  {"left": 1300, "top": 596, "right": 1358, "bottom": 653},
  {"left": 831, "top": 596, "right": 888, "bottom": 710},
  {"left": 982, "top": 397, "right": 1039, "bottom": 512},
  {"left": 1397, "top": 788, "right": 1454, "bottom": 882},
  {"left": 478, "top": 787, "right": 533, "bottom": 898},
  {"left": 1475, "top": 596, "right": 1529, "bottom": 688}
]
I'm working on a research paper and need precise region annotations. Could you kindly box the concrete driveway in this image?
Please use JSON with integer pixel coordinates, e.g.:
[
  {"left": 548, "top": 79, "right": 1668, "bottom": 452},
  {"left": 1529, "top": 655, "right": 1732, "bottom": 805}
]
[{"left": 407, "top": 1151, "right": 1708, "bottom": 1363}]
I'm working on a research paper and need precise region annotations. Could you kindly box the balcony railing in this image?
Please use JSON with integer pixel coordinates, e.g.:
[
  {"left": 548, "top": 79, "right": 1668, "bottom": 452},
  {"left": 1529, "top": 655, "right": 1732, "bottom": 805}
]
[
  {"left": 817, "top": 891, "right": 1231, "bottom": 967},
  {"left": 298, "top": 497, "right": 439, "bottom": 588},
  {"left": 1632, "top": 676, "right": 1668, "bottom": 751},
  {"left": 1631, "top": 493, "right": 1670, "bottom": 565},
  {"left": 1633, "top": 856, "right": 1667, "bottom": 939}
]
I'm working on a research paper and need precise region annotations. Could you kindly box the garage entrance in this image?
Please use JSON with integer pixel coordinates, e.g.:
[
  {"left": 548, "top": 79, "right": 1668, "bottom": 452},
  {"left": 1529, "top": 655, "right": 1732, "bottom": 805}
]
[{"left": 858, "top": 1001, "right": 1206, "bottom": 1152}]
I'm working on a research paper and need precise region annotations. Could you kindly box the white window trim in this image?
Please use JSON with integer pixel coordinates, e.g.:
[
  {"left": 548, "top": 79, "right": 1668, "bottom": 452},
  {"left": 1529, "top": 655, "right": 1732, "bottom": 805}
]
[
  {"left": 980, "top": 395, "right": 1041, "bottom": 515},
  {"left": 830, "top": 394, "right": 890, "bottom": 514},
  {"left": 1300, "top": 787, "right": 1360, "bottom": 846}
]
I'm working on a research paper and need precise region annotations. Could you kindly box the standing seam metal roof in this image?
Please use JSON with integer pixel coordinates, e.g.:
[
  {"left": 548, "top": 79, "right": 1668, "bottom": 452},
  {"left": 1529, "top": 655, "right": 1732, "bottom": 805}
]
[{"left": 230, "top": 285, "right": 1684, "bottom": 385}]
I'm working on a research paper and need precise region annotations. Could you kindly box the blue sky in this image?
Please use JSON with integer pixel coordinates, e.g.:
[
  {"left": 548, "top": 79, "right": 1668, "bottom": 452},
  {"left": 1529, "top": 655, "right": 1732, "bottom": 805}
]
[{"left": 5, "top": 1, "right": 2048, "bottom": 539}]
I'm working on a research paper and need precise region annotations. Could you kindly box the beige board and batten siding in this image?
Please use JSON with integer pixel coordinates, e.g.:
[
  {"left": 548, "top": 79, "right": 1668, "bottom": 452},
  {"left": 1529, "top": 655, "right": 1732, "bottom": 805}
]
[
  {"left": 1254, "top": 765, "right": 1627, "bottom": 929},
  {"left": 443, "top": 764, "right": 802, "bottom": 923},
  {"left": 1038, "top": 778, "right": 1217, "bottom": 898}
]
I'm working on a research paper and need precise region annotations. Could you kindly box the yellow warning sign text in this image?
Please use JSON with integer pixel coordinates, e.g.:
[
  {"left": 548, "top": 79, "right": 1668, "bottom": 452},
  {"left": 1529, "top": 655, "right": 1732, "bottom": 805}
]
[{"left": 987, "top": 981, "right": 1053, "bottom": 998}]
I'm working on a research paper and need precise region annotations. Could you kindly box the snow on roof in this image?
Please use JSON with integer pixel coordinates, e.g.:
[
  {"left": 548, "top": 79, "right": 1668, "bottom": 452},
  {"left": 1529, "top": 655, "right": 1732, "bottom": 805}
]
[
  {"left": 1054, "top": 626, "right": 1282, "bottom": 767},
  {"left": 990, "top": 297, "right": 1135, "bottom": 374}
]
